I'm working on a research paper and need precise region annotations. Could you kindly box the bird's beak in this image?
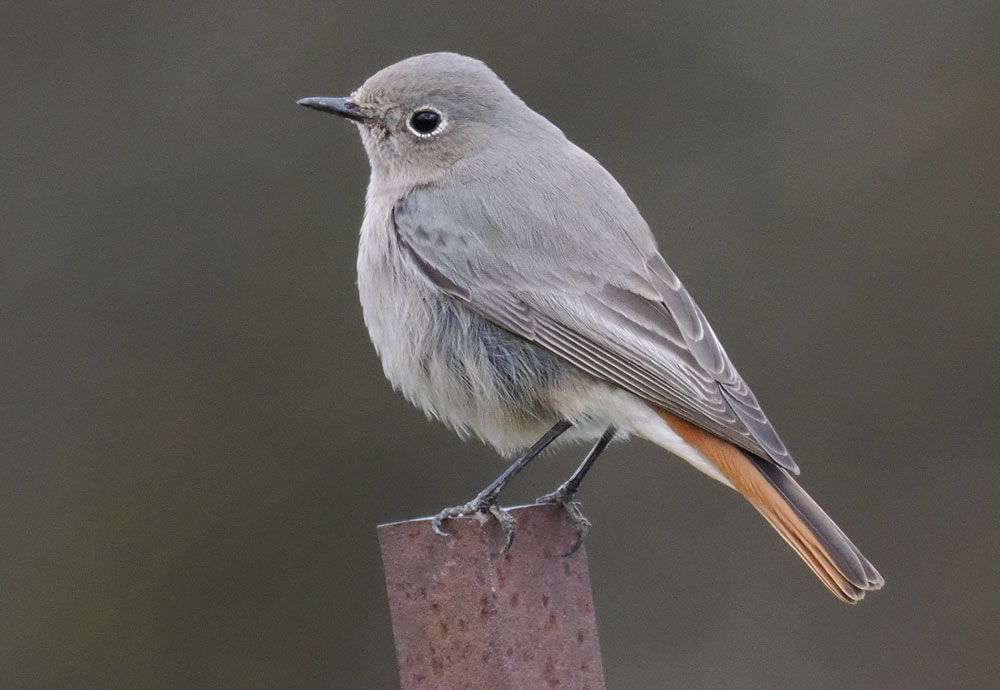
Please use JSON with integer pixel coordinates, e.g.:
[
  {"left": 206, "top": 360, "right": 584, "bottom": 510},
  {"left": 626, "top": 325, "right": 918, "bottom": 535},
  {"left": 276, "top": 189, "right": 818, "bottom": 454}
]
[{"left": 296, "top": 96, "right": 368, "bottom": 122}]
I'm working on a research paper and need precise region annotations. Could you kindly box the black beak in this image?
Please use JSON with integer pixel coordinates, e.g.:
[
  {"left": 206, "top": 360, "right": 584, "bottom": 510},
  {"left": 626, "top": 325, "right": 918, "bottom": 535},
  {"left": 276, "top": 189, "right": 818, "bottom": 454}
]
[{"left": 296, "top": 96, "right": 368, "bottom": 122}]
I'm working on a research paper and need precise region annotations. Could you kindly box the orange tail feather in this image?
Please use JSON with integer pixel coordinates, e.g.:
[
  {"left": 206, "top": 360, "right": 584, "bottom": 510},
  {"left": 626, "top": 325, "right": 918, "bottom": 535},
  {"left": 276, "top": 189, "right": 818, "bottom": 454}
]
[{"left": 654, "top": 407, "right": 883, "bottom": 602}]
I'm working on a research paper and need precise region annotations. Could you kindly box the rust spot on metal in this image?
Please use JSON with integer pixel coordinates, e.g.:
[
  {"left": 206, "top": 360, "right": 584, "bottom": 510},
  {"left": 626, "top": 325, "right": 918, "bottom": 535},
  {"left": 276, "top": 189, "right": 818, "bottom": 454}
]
[
  {"left": 544, "top": 655, "right": 561, "bottom": 687},
  {"left": 430, "top": 654, "right": 444, "bottom": 677},
  {"left": 378, "top": 504, "right": 607, "bottom": 690}
]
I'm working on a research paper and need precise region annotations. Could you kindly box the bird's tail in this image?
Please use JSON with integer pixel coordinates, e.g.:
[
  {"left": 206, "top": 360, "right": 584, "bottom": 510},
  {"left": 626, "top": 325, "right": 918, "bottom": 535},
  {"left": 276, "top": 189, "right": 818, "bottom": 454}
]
[{"left": 654, "top": 408, "right": 884, "bottom": 603}]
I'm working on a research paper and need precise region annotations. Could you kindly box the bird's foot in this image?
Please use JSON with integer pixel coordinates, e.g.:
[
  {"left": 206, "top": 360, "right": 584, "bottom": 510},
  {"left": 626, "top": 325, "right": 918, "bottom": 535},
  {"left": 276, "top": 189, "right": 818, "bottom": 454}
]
[
  {"left": 431, "top": 494, "right": 517, "bottom": 553},
  {"left": 535, "top": 486, "right": 591, "bottom": 556}
]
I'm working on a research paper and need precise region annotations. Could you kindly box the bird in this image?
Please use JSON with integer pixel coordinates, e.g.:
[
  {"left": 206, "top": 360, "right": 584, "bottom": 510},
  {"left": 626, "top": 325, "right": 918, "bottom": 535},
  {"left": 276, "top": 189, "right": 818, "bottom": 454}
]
[{"left": 297, "top": 52, "right": 883, "bottom": 602}]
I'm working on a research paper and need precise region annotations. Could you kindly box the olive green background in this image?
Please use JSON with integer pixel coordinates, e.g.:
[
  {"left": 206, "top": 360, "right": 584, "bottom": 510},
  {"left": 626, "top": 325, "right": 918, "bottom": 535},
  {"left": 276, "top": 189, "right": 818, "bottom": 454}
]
[{"left": 3, "top": 2, "right": 998, "bottom": 688}]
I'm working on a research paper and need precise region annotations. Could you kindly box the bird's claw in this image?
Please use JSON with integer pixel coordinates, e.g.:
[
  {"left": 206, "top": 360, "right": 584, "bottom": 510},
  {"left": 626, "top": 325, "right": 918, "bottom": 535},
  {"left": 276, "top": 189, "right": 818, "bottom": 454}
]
[
  {"left": 559, "top": 501, "right": 591, "bottom": 556},
  {"left": 430, "top": 510, "right": 455, "bottom": 537},
  {"left": 489, "top": 503, "right": 517, "bottom": 553},
  {"left": 430, "top": 497, "right": 518, "bottom": 552},
  {"left": 536, "top": 488, "right": 591, "bottom": 556}
]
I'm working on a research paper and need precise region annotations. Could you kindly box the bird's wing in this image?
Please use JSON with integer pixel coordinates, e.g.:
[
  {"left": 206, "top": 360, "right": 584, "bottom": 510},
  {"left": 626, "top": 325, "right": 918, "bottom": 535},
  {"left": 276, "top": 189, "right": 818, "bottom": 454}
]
[{"left": 391, "top": 188, "right": 798, "bottom": 472}]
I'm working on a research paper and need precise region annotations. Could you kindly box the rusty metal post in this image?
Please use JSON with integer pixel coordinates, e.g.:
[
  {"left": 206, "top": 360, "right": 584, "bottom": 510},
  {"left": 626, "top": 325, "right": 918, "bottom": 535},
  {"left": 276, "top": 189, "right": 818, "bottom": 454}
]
[{"left": 378, "top": 503, "right": 607, "bottom": 690}]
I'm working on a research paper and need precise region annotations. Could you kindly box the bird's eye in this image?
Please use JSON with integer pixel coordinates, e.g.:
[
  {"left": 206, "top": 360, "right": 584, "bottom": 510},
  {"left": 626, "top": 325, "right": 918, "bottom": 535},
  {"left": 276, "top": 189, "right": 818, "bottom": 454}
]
[{"left": 408, "top": 108, "right": 444, "bottom": 137}]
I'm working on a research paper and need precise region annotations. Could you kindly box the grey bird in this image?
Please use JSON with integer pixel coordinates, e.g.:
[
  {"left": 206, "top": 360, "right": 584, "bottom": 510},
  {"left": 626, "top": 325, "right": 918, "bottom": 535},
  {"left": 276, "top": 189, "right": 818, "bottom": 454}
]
[{"left": 298, "top": 52, "right": 883, "bottom": 602}]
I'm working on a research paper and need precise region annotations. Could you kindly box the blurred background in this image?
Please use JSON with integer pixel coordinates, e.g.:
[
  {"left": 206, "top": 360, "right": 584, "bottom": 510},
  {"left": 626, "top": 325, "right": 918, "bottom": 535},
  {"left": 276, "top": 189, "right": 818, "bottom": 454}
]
[{"left": 3, "top": 2, "right": 998, "bottom": 688}]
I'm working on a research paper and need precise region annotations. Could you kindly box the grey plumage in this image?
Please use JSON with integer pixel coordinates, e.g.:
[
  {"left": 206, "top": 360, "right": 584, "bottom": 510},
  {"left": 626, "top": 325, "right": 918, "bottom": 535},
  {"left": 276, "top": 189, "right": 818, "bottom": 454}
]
[
  {"left": 298, "top": 52, "right": 882, "bottom": 601},
  {"left": 354, "top": 52, "right": 791, "bottom": 466},
  {"left": 392, "top": 186, "right": 796, "bottom": 470}
]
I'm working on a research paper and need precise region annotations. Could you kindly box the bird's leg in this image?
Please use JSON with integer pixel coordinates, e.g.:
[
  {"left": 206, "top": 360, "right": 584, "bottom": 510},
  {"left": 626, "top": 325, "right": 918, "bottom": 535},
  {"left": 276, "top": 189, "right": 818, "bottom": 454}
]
[
  {"left": 431, "top": 420, "right": 572, "bottom": 551},
  {"left": 535, "top": 426, "right": 616, "bottom": 555}
]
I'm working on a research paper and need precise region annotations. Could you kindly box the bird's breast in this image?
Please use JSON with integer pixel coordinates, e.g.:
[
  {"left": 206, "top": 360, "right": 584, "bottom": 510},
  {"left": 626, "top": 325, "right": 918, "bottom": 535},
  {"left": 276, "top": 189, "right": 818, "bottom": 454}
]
[{"left": 355, "top": 197, "right": 581, "bottom": 453}]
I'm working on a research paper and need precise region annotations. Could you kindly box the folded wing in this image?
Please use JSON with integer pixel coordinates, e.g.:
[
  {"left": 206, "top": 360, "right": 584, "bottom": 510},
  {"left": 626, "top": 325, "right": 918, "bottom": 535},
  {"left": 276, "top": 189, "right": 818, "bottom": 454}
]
[{"left": 392, "top": 189, "right": 798, "bottom": 472}]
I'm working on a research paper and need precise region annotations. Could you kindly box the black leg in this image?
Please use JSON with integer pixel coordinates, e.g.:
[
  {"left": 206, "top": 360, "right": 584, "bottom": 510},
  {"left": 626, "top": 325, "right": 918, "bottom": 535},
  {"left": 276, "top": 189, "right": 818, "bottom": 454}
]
[
  {"left": 536, "top": 426, "right": 616, "bottom": 555},
  {"left": 431, "top": 420, "right": 572, "bottom": 551}
]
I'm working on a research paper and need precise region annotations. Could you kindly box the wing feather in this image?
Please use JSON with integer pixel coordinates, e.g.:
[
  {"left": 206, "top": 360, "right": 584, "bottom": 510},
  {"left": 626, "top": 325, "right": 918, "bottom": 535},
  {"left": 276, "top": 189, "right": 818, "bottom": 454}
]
[{"left": 392, "top": 190, "right": 799, "bottom": 472}]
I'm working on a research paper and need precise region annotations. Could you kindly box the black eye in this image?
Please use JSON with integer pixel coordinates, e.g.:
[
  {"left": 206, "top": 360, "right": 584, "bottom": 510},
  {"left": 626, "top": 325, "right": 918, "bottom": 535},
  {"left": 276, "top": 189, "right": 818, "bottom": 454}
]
[{"left": 409, "top": 109, "right": 442, "bottom": 136}]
